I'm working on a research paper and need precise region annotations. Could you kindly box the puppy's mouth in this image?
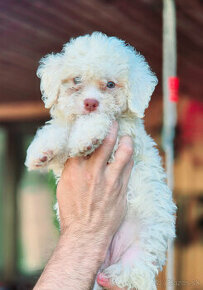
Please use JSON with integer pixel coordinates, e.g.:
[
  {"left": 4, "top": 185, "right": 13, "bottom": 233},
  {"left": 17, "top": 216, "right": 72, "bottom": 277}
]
[
  {"left": 83, "top": 111, "right": 93, "bottom": 115},
  {"left": 81, "top": 109, "right": 98, "bottom": 116}
]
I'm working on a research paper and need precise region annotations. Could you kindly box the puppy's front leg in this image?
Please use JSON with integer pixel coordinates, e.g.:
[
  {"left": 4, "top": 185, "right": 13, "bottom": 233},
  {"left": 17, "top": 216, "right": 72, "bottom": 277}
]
[
  {"left": 68, "top": 114, "right": 112, "bottom": 157},
  {"left": 25, "top": 121, "right": 68, "bottom": 171}
]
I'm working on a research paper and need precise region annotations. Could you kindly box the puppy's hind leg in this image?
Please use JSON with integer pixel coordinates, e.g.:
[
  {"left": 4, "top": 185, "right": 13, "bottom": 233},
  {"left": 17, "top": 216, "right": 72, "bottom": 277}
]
[{"left": 97, "top": 210, "right": 165, "bottom": 290}]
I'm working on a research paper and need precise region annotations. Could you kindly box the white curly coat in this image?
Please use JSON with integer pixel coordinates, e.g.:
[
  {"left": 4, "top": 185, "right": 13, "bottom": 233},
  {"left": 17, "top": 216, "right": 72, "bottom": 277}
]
[{"left": 25, "top": 32, "right": 176, "bottom": 290}]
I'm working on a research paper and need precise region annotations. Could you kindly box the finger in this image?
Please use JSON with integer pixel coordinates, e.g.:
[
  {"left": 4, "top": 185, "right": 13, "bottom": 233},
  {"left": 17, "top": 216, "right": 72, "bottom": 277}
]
[
  {"left": 123, "top": 158, "right": 134, "bottom": 177},
  {"left": 60, "top": 157, "right": 84, "bottom": 181},
  {"left": 91, "top": 121, "right": 118, "bottom": 167},
  {"left": 64, "top": 156, "right": 84, "bottom": 168},
  {"left": 110, "top": 136, "right": 133, "bottom": 173},
  {"left": 120, "top": 158, "right": 134, "bottom": 189}
]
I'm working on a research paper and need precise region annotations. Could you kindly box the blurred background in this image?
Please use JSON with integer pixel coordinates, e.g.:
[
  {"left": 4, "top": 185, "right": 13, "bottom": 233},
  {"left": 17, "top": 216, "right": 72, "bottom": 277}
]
[{"left": 0, "top": 0, "right": 202, "bottom": 289}]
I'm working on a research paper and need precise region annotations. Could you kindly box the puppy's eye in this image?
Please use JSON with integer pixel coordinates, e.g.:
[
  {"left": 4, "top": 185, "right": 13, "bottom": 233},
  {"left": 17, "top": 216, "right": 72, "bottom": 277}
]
[
  {"left": 107, "top": 81, "right": 115, "bottom": 88},
  {"left": 73, "top": 76, "right": 82, "bottom": 85}
]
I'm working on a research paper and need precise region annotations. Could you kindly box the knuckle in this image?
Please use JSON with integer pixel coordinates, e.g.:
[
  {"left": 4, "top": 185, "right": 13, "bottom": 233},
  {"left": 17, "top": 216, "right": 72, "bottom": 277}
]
[
  {"left": 86, "top": 171, "right": 100, "bottom": 185},
  {"left": 86, "top": 172, "right": 94, "bottom": 182},
  {"left": 120, "top": 143, "right": 133, "bottom": 156}
]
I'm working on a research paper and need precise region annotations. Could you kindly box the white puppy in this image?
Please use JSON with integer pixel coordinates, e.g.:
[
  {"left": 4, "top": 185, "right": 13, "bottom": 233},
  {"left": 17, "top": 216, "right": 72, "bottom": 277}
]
[{"left": 25, "top": 32, "right": 176, "bottom": 290}]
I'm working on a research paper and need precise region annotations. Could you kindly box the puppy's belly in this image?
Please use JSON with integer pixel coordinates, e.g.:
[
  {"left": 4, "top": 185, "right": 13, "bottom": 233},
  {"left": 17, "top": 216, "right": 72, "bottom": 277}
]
[{"left": 104, "top": 218, "right": 142, "bottom": 267}]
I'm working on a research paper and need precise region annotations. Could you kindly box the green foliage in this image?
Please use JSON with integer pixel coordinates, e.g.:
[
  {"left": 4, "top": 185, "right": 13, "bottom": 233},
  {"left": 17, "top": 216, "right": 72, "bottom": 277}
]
[{"left": 47, "top": 171, "right": 60, "bottom": 231}]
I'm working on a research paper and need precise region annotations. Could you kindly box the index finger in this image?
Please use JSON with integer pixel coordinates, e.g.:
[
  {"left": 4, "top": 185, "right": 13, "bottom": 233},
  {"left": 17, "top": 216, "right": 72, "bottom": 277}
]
[{"left": 90, "top": 121, "right": 118, "bottom": 168}]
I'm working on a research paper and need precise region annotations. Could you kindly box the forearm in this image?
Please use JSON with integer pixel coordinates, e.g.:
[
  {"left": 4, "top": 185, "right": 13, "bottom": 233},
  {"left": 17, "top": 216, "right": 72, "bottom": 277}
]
[
  {"left": 34, "top": 224, "right": 110, "bottom": 290},
  {"left": 34, "top": 124, "right": 133, "bottom": 290}
]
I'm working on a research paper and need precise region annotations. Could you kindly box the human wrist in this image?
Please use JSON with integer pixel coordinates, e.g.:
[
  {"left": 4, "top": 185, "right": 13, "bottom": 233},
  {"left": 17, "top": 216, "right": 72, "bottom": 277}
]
[
  {"left": 61, "top": 221, "right": 111, "bottom": 259},
  {"left": 61, "top": 215, "right": 115, "bottom": 238}
]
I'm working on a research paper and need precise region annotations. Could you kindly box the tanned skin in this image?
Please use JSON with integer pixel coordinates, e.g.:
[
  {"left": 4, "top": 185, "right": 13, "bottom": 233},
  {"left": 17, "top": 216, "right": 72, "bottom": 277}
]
[{"left": 34, "top": 122, "right": 133, "bottom": 290}]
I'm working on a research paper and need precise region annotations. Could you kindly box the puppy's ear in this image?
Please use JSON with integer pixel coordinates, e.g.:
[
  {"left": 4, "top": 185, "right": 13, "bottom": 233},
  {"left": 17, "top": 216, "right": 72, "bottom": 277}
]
[
  {"left": 37, "top": 53, "right": 63, "bottom": 108},
  {"left": 127, "top": 54, "right": 158, "bottom": 118}
]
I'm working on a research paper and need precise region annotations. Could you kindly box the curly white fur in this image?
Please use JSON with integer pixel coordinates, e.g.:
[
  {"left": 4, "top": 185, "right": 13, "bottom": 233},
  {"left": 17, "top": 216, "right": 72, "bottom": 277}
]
[{"left": 25, "top": 32, "right": 176, "bottom": 290}]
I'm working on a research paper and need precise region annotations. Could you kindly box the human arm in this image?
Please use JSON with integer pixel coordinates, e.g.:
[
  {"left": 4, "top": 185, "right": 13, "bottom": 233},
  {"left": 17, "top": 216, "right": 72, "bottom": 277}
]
[{"left": 34, "top": 122, "right": 134, "bottom": 290}]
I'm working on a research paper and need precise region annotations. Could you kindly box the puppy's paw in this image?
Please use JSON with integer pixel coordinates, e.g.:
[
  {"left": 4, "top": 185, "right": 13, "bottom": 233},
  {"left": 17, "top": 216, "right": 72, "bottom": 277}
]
[
  {"left": 79, "top": 139, "right": 101, "bottom": 155},
  {"left": 69, "top": 138, "right": 102, "bottom": 157},
  {"left": 25, "top": 150, "right": 54, "bottom": 170},
  {"left": 68, "top": 113, "right": 112, "bottom": 157}
]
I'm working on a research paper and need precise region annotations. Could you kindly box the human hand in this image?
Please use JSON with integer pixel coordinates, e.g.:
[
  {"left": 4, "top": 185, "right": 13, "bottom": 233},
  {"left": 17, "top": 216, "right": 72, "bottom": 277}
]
[
  {"left": 57, "top": 121, "right": 133, "bottom": 241},
  {"left": 36, "top": 121, "right": 134, "bottom": 290}
]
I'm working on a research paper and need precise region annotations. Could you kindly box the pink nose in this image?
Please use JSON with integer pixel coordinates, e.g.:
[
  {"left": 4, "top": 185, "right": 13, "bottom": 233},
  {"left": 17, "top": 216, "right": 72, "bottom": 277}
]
[{"left": 84, "top": 98, "right": 99, "bottom": 112}]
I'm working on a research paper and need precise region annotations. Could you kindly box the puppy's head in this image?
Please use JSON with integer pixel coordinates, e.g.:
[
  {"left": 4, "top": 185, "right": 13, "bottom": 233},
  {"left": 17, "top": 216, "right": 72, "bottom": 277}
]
[{"left": 37, "top": 32, "right": 158, "bottom": 120}]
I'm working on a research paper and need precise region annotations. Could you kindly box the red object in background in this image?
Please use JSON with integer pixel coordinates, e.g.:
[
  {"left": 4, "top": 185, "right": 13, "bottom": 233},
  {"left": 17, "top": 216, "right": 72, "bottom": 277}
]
[
  {"left": 180, "top": 100, "right": 203, "bottom": 145},
  {"left": 168, "top": 76, "right": 179, "bottom": 102},
  {"left": 175, "top": 100, "right": 203, "bottom": 166}
]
